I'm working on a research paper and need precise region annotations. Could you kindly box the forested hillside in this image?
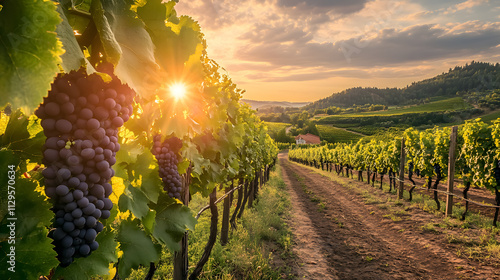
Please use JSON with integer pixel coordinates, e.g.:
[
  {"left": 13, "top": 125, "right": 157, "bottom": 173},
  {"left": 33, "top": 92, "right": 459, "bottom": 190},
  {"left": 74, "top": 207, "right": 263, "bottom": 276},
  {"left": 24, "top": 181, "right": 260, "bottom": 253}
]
[{"left": 304, "top": 61, "right": 500, "bottom": 110}]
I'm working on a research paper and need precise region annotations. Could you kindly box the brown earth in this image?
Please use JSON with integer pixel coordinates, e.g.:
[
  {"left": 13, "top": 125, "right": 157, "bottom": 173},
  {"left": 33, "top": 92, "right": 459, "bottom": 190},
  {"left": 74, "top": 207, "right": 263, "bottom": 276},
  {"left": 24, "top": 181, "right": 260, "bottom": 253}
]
[{"left": 279, "top": 152, "right": 500, "bottom": 280}]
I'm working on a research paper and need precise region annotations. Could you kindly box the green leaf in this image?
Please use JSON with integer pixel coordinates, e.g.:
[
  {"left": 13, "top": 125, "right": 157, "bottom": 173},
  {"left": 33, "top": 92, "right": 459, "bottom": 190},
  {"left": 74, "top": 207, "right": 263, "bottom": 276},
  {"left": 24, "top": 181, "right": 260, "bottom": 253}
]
[
  {"left": 0, "top": 229, "right": 58, "bottom": 280},
  {"left": 97, "top": 0, "right": 161, "bottom": 99},
  {"left": 117, "top": 219, "right": 160, "bottom": 278},
  {"left": 137, "top": 0, "right": 202, "bottom": 80},
  {"left": 90, "top": 0, "right": 121, "bottom": 64},
  {"left": 152, "top": 203, "right": 196, "bottom": 251},
  {"left": 55, "top": 4, "right": 88, "bottom": 73},
  {"left": 0, "top": 0, "right": 64, "bottom": 112},
  {"left": 118, "top": 184, "right": 150, "bottom": 219},
  {"left": 53, "top": 228, "right": 117, "bottom": 280},
  {"left": 1, "top": 109, "right": 45, "bottom": 164},
  {"left": 140, "top": 169, "right": 161, "bottom": 204},
  {"left": 12, "top": 179, "right": 54, "bottom": 237},
  {"left": 141, "top": 209, "right": 156, "bottom": 234},
  {"left": 177, "top": 159, "right": 190, "bottom": 174},
  {"left": 0, "top": 151, "right": 58, "bottom": 279},
  {"left": 132, "top": 152, "right": 161, "bottom": 202},
  {"left": 0, "top": 150, "right": 19, "bottom": 222}
]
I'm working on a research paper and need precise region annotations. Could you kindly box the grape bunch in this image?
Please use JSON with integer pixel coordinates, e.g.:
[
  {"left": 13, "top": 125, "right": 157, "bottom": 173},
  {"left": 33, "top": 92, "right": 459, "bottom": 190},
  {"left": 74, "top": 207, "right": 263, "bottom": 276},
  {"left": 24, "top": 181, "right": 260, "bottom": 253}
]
[
  {"left": 35, "top": 66, "right": 134, "bottom": 267},
  {"left": 152, "top": 135, "right": 183, "bottom": 199}
]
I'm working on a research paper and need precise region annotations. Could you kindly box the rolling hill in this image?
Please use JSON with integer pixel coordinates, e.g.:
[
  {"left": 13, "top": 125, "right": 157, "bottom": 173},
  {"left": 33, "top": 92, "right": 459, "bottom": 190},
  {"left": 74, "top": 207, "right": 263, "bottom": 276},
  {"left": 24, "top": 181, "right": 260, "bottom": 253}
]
[{"left": 303, "top": 61, "right": 500, "bottom": 111}]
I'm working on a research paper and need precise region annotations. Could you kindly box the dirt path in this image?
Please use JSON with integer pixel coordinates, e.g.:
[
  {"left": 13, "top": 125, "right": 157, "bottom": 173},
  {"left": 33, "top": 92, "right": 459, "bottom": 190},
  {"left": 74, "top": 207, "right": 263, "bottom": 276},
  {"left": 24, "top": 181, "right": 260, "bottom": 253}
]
[{"left": 279, "top": 153, "right": 500, "bottom": 280}]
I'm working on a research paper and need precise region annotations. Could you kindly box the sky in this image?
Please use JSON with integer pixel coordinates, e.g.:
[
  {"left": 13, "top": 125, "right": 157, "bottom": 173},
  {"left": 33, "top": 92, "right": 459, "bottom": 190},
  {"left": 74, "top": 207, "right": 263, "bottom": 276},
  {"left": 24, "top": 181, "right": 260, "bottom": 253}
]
[{"left": 175, "top": 0, "right": 500, "bottom": 102}]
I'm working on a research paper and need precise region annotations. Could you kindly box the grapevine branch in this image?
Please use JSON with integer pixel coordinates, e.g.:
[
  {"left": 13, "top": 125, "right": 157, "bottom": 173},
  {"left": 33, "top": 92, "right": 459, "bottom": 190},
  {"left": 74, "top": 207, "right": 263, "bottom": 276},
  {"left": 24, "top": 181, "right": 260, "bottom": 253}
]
[
  {"left": 384, "top": 173, "right": 500, "bottom": 209},
  {"left": 189, "top": 188, "right": 218, "bottom": 280},
  {"left": 195, "top": 183, "right": 243, "bottom": 219}
]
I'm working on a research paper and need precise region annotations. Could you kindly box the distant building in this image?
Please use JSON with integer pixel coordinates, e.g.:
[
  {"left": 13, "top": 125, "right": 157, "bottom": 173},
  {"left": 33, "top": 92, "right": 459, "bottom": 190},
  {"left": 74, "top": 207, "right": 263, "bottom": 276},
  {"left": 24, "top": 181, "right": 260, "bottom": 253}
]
[{"left": 295, "top": 133, "right": 321, "bottom": 145}]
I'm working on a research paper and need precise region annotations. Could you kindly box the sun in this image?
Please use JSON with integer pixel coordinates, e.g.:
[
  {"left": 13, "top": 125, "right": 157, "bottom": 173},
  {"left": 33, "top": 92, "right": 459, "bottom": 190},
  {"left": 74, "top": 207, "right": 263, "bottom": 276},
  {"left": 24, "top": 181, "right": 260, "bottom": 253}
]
[{"left": 169, "top": 83, "right": 186, "bottom": 100}]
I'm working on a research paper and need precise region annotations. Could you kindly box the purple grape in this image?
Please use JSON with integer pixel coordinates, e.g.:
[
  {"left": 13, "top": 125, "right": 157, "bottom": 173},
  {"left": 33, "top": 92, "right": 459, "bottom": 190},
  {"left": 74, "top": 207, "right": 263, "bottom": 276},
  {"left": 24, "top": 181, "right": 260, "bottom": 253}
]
[{"left": 40, "top": 68, "right": 134, "bottom": 266}]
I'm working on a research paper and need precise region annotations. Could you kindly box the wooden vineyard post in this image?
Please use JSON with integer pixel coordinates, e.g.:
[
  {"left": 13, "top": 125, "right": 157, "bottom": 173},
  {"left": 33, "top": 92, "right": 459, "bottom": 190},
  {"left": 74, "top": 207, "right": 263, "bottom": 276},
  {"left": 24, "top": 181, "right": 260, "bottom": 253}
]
[
  {"left": 398, "top": 137, "right": 406, "bottom": 199},
  {"left": 174, "top": 166, "right": 191, "bottom": 280},
  {"left": 446, "top": 126, "right": 458, "bottom": 217},
  {"left": 220, "top": 181, "right": 232, "bottom": 246}
]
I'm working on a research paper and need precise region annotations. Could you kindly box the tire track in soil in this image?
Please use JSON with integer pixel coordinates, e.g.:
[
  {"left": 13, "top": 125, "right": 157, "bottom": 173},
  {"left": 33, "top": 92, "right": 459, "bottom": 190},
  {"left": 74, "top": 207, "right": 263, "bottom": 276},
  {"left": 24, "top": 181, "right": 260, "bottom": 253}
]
[{"left": 279, "top": 153, "right": 499, "bottom": 280}]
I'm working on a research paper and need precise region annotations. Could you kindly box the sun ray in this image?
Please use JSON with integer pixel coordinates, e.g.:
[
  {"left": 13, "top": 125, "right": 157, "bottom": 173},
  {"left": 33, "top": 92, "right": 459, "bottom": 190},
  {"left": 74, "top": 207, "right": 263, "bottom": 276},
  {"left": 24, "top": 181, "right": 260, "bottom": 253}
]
[{"left": 170, "top": 83, "right": 186, "bottom": 100}]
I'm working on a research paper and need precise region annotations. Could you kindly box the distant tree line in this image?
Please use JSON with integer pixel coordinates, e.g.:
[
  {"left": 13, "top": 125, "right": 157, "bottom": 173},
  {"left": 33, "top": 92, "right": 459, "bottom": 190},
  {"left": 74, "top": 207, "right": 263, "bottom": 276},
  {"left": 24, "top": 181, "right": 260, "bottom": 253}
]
[
  {"left": 266, "top": 111, "right": 320, "bottom": 143},
  {"left": 303, "top": 61, "right": 500, "bottom": 111}
]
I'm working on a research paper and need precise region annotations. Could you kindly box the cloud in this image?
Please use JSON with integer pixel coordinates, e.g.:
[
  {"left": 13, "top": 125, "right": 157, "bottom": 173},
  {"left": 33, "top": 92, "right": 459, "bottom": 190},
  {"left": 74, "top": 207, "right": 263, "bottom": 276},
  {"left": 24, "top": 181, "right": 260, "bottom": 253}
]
[
  {"left": 236, "top": 23, "right": 500, "bottom": 70},
  {"left": 245, "top": 66, "right": 441, "bottom": 82},
  {"left": 275, "top": 0, "right": 368, "bottom": 17},
  {"left": 444, "top": 0, "right": 489, "bottom": 14},
  {"left": 174, "top": 0, "right": 500, "bottom": 101}
]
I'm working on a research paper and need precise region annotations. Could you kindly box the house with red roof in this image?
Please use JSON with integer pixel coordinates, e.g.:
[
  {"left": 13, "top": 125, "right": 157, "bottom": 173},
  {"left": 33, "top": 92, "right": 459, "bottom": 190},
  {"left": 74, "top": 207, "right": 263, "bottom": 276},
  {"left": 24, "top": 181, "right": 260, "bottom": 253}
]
[{"left": 295, "top": 133, "right": 321, "bottom": 145}]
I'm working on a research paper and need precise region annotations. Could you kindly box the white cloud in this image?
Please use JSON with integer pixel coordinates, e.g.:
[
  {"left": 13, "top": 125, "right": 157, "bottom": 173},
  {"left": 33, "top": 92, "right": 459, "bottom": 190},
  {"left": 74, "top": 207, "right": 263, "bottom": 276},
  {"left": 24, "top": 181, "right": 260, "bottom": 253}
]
[{"left": 444, "top": 0, "right": 489, "bottom": 15}]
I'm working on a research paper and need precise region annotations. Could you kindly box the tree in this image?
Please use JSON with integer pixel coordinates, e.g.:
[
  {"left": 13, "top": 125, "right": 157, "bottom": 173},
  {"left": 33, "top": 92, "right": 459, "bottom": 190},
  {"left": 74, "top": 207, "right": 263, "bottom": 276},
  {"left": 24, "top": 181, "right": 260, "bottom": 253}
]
[{"left": 276, "top": 128, "right": 293, "bottom": 143}]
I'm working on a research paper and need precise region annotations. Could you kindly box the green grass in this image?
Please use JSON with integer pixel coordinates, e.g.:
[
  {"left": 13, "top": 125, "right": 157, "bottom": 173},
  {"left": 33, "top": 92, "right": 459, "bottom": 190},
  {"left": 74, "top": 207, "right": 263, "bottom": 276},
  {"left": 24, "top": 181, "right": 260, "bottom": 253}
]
[
  {"left": 317, "top": 124, "right": 363, "bottom": 143},
  {"left": 264, "top": 122, "right": 291, "bottom": 135},
  {"left": 127, "top": 165, "right": 293, "bottom": 280},
  {"left": 478, "top": 110, "right": 500, "bottom": 123},
  {"left": 318, "top": 97, "right": 470, "bottom": 119},
  {"left": 346, "top": 126, "right": 386, "bottom": 136}
]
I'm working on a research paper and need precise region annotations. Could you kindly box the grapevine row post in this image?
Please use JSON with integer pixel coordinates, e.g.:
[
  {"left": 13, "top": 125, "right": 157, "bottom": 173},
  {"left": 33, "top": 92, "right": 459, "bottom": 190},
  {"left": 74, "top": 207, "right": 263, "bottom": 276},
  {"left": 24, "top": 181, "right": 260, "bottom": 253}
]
[
  {"left": 220, "top": 181, "right": 232, "bottom": 246},
  {"left": 446, "top": 126, "right": 458, "bottom": 217},
  {"left": 189, "top": 188, "right": 218, "bottom": 280},
  {"left": 174, "top": 166, "right": 191, "bottom": 280},
  {"left": 230, "top": 178, "right": 244, "bottom": 229},
  {"left": 398, "top": 137, "right": 406, "bottom": 199}
]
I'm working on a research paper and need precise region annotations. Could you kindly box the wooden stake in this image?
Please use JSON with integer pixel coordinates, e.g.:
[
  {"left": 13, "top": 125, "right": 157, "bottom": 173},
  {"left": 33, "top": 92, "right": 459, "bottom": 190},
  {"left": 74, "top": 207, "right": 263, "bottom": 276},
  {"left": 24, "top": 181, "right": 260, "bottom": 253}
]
[
  {"left": 398, "top": 137, "right": 406, "bottom": 199},
  {"left": 446, "top": 126, "right": 458, "bottom": 217},
  {"left": 220, "top": 182, "right": 232, "bottom": 246},
  {"left": 173, "top": 167, "right": 191, "bottom": 280}
]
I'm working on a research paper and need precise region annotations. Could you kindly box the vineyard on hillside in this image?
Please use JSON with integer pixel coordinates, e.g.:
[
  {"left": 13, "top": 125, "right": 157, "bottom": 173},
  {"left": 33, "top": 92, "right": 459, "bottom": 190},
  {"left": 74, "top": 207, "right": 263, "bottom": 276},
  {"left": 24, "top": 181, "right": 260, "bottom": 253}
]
[
  {"left": 288, "top": 120, "right": 500, "bottom": 226},
  {"left": 0, "top": 1, "right": 278, "bottom": 279}
]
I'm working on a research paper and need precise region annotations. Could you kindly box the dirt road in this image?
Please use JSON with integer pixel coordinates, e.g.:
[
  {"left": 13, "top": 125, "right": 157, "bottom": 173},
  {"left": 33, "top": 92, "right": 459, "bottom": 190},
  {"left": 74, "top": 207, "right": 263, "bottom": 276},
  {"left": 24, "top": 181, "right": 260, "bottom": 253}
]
[{"left": 279, "top": 153, "right": 499, "bottom": 280}]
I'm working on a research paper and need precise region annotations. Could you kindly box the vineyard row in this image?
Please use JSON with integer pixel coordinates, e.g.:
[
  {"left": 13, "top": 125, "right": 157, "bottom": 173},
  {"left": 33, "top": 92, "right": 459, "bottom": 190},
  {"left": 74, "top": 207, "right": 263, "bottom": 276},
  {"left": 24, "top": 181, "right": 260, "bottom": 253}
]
[{"left": 288, "top": 120, "right": 500, "bottom": 226}]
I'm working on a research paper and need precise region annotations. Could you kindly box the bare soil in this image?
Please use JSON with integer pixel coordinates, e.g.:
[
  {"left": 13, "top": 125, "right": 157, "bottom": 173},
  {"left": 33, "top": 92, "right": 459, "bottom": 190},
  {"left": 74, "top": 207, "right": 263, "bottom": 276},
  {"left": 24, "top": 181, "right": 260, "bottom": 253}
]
[{"left": 279, "top": 153, "right": 500, "bottom": 280}]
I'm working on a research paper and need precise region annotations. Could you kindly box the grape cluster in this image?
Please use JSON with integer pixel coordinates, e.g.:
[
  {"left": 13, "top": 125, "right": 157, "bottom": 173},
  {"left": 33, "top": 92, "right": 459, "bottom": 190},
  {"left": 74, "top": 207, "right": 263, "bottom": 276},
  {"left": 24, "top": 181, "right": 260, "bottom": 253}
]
[
  {"left": 35, "top": 66, "right": 134, "bottom": 267},
  {"left": 152, "top": 135, "right": 183, "bottom": 199}
]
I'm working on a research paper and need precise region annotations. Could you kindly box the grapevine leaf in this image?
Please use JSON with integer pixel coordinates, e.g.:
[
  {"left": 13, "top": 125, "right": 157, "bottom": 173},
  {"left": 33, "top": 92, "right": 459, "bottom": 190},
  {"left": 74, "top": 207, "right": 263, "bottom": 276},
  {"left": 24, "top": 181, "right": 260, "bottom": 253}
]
[
  {"left": 13, "top": 179, "right": 53, "bottom": 237},
  {"left": 152, "top": 203, "right": 196, "bottom": 251},
  {"left": 0, "top": 109, "right": 45, "bottom": 164},
  {"left": 190, "top": 180, "right": 216, "bottom": 198},
  {"left": 0, "top": 111, "right": 9, "bottom": 135},
  {"left": 140, "top": 169, "right": 161, "bottom": 204},
  {"left": 137, "top": 0, "right": 202, "bottom": 79},
  {"left": 0, "top": 154, "right": 58, "bottom": 279},
  {"left": 0, "top": 0, "right": 64, "bottom": 112},
  {"left": 90, "top": 0, "right": 121, "bottom": 65},
  {"left": 141, "top": 209, "right": 156, "bottom": 234},
  {"left": 0, "top": 229, "right": 58, "bottom": 280},
  {"left": 0, "top": 150, "right": 18, "bottom": 222},
  {"left": 117, "top": 219, "right": 160, "bottom": 278},
  {"left": 97, "top": 0, "right": 161, "bottom": 99},
  {"left": 118, "top": 184, "right": 150, "bottom": 219},
  {"left": 177, "top": 159, "right": 190, "bottom": 174},
  {"left": 53, "top": 228, "right": 117, "bottom": 280},
  {"left": 110, "top": 176, "right": 126, "bottom": 206},
  {"left": 132, "top": 152, "right": 161, "bottom": 203},
  {"left": 55, "top": 3, "right": 88, "bottom": 73}
]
